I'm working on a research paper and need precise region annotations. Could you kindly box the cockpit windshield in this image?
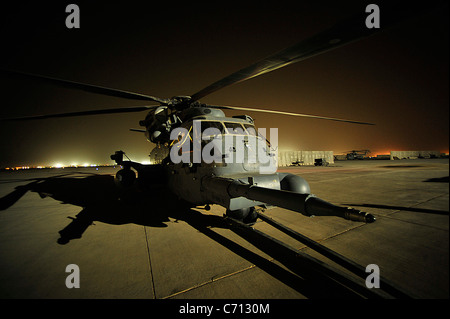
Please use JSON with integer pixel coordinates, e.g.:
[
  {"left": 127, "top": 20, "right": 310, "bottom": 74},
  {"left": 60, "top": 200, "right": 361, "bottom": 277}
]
[
  {"left": 201, "top": 121, "right": 225, "bottom": 133},
  {"left": 182, "top": 120, "right": 260, "bottom": 139},
  {"left": 195, "top": 121, "right": 225, "bottom": 138},
  {"left": 224, "top": 122, "right": 246, "bottom": 135}
]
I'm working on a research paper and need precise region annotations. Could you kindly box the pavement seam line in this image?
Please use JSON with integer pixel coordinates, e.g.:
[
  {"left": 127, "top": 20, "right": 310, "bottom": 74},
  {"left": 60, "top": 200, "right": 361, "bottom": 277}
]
[
  {"left": 162, "top": 265, "right": 257, "bottom": 299},
  {"left": 300, "top": 224, "right": 366, "bottom": 249},
  {"left": 143, "top": 226, "right": 157, "bottom": 299}
]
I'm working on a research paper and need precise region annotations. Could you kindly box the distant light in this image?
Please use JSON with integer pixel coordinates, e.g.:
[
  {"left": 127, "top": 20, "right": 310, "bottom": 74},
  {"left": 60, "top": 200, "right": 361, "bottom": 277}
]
[
  {"left": 82, "top": 163, "right": 90, "bottom": 167},
  {"left": 54, "top": 163, "right": 64, "bottom": 168}
]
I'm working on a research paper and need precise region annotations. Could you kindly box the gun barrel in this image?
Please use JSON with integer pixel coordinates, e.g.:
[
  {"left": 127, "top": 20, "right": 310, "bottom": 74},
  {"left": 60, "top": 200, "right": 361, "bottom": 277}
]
[{"left": 203, "top": 176, "right": 375, "bottom": 223}]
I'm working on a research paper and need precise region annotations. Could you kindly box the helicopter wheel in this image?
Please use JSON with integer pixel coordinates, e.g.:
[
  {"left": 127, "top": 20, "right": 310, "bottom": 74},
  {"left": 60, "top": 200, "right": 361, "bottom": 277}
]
[
  {"left": 226, "top": 207, "right": 258, "bottom": 225},
  {"left": 115, "top": 168, "right": 136, "bottom": 188}
]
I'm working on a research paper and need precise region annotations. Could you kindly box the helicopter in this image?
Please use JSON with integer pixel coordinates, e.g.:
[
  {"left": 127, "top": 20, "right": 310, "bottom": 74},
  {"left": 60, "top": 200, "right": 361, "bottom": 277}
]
[
  {"left": 1, "top": 3, "right": 433, "bottom": 225},
  {"left": 346, "top": 150, "right": 371, "bottom": 160}
]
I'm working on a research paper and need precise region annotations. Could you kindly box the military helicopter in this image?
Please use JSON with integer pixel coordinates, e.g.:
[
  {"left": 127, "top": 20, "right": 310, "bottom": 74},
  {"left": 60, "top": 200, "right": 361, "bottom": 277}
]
[{"left": 1, "top": 4, "right": 430, "bottom": 225}]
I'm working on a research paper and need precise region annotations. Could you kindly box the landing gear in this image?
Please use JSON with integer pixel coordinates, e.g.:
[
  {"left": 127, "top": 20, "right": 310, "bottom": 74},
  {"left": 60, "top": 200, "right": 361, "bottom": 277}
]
[
  {"left": 226, "top": 206, "right": 258, "bottom": 224},
  {"left": 114, "top": 168, "right": 137, "bottom": 203},
  {"left": 115, "top": 168, "right": 136, "bottom": 188}
]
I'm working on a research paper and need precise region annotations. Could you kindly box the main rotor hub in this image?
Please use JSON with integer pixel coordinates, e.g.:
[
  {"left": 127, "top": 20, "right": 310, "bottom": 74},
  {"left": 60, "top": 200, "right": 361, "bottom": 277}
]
[
  {"left": 167, "top": 96, "right": 208, "bottom": 110},
  {"left": 169, "top": 95, "right": 193, "bottom": 109}
]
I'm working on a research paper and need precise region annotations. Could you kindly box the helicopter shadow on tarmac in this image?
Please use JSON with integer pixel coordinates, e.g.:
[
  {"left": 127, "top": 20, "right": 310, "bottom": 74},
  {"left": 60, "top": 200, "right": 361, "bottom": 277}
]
[
  {"left": 0, "top": 172, "right": 189, "bottom": 243},
  {"left": 0, "top": 172, "right": 375, "bottom": 298}
]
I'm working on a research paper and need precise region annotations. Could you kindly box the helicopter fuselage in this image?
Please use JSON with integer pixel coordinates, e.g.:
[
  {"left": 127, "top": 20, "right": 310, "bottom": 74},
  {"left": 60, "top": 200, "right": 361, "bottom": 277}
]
[
  {"left": 113, "top": 108, "right": 308, "bottom": 217},
  {"left": 165, "top": 115, "right": 280, "bottom": 210},
  {"left": 112, "top": 106, "right": 372, "bottom": 223},
  {"left": 162, "top": 111, "right": 282, "bottom": 209}
]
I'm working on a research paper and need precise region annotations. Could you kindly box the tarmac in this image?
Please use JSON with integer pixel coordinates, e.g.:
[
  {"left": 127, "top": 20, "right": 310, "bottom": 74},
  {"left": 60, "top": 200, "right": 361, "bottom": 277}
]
[{"left": 0, "top": 159, "right": 448, "bottom": 299}]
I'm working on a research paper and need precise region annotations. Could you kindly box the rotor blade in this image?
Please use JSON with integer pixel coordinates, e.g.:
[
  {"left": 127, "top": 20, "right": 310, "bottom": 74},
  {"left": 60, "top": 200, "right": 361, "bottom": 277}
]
[
  {"left": 0, "top": 105, "right": 159, "bottom": 121},
  {"left": 129, "top": 128, "right": 146, "bottom": 133},
  {"left": 208, "top": 105, "right": 374, "bottom": 125},
  {"left": 190, "top": 3, "right": 437, "bottom": 101},
  {"left": 0, "top": 69, "right": 168, "bottom": 104}
]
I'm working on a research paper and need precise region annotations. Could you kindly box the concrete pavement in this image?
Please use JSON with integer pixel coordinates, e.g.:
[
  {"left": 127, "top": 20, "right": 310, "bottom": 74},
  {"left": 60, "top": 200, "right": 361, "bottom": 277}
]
[{"left": 0, "top": 159, "right": 448, "bottom": 299}]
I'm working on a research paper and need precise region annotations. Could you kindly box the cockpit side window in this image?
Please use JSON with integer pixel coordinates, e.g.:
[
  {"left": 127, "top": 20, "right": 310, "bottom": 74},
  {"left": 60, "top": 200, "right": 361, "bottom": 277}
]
[{"left": 243, "top": 124, "right": 257, "bottom": 136}]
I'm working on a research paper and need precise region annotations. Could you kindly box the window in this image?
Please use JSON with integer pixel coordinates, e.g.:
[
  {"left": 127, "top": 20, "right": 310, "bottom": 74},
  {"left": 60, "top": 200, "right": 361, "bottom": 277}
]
[
  {"left": 202, "top": 121, "right": 225, "bottom": 133},
  {"left": 198, "top": 121, "right": 225, "bottom": 138},
  {"left": 244, "top": 124, "right": 257, "bottom": 136},
  {"left": 224, "top": 122, "right": 246, "bottom": 135}
]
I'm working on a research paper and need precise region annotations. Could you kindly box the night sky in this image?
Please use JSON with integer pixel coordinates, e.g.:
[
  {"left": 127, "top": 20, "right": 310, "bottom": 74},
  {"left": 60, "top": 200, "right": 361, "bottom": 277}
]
[{"left": 0, "top": 1, "right": 448, "bottom": 168}]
